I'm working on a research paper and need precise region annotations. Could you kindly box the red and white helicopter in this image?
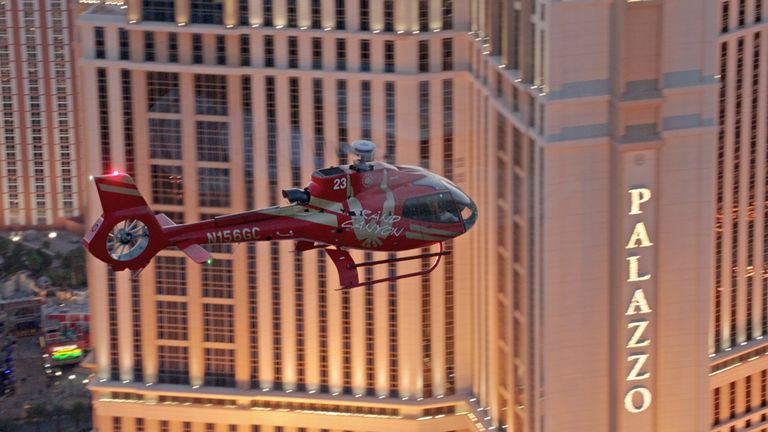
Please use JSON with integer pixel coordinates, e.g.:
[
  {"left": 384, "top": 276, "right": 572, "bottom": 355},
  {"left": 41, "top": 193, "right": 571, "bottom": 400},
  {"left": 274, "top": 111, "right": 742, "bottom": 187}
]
[{"left": 83, "top": 141, "right": 477, "bottom": 289}]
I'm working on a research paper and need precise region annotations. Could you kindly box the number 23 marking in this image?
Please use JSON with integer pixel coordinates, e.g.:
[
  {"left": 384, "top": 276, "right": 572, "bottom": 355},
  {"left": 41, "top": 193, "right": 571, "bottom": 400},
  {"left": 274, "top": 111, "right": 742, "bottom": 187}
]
[{"left": 333, "top": 177, "right": 347, "bottom": 190}]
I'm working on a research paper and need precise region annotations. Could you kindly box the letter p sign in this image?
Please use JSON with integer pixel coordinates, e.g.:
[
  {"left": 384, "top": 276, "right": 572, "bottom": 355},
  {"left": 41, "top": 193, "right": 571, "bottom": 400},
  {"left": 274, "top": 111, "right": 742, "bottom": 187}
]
[{"left": 628, "top": 188, "right": 652, "bottom": 215}]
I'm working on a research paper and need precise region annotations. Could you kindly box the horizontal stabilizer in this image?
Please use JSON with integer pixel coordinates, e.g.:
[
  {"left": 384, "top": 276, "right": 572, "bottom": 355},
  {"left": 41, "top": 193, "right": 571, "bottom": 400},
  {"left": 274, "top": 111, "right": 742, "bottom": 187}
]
[
  {"left": 179, "top": 242, "right": 212, "bottom": 264},
  {"left": 155, "top": 213, "right": 212, "bottom": 264},
  {"left": 155, "top": 213, "right": 176, "bottom": 227}
]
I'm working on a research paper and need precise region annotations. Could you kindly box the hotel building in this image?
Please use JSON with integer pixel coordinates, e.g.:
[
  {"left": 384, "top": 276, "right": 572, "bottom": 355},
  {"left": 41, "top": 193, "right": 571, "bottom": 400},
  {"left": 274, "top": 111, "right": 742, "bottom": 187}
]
[
  {"left": 78, "top": 0, "right": 717, "bottom": 431},
  {"left": 0, "top": 0, "right": 82, "bottom": 228}
]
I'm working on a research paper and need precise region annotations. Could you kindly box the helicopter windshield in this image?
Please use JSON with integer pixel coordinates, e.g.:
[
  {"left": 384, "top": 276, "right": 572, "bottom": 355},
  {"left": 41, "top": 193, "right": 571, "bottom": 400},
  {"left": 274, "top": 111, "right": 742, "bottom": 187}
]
[
  {"left": 402, "top": 192, "right": 461, "bottom": 224},
  {"left": 441, "top": 181, "right": 478, "bottom": 231}
]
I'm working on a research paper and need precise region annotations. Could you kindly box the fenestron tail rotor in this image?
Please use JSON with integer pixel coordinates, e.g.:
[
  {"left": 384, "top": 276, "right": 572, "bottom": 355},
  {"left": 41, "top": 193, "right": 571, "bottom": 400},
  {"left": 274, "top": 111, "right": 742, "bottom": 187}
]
[{"left": 106, "top": 218, "right": 150, "bottom": 261}]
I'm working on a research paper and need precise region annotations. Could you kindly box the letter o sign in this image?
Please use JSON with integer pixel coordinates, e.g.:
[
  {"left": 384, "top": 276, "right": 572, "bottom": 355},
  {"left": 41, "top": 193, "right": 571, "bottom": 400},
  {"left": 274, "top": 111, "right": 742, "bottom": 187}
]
[{"left": 624, "top": 387, "right": 652, "bottom": 413}]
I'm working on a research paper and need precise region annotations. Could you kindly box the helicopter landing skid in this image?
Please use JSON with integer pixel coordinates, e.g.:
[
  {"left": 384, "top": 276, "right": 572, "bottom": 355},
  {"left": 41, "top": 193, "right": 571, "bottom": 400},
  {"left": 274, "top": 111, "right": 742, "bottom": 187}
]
[{"left": 326, "top": 243, "right": 449, "bottom": 290}]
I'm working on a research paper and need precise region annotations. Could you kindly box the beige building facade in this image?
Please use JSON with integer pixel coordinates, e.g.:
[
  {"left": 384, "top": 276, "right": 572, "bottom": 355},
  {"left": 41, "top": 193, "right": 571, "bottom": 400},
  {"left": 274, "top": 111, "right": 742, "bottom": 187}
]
[
  {"left": 77, "top": 1, "right": 717, "bottom": 431},
  {"left": 0, "top": 0, "right": 83, "bottom": 228}
]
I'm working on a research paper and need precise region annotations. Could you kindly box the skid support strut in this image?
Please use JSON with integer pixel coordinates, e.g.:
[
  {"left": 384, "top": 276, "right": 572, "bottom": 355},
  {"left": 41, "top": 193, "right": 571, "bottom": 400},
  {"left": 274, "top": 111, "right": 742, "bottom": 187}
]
[{"left": 326, "top": 243, "right": 449, "bottom": 290}]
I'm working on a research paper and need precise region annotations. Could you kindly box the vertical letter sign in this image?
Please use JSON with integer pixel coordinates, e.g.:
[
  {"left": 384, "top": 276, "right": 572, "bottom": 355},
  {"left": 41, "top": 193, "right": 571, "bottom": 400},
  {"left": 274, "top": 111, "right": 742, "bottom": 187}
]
[{"left": 624, "top": 187, "right": 653, "bottom": 413}]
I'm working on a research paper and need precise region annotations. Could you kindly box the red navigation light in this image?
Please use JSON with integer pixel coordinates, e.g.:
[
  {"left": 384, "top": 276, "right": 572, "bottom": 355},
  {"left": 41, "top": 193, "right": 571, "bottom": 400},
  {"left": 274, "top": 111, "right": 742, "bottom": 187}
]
[{"left": 112, "top": 170, "right": 120, "bottom": 176}]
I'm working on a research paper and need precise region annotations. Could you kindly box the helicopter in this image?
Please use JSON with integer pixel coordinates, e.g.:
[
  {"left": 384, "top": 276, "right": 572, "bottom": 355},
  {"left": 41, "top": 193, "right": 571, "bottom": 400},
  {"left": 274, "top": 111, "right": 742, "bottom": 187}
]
[{"left": 83, "top": 141, "right": 477, "bottom": 289}]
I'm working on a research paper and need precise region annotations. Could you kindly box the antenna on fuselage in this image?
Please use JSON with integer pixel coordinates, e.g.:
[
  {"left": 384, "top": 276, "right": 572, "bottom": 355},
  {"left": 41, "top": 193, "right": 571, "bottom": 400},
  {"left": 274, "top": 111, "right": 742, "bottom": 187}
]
[{"left": 350, "top": 140, "right": 376, "bottom": 171}]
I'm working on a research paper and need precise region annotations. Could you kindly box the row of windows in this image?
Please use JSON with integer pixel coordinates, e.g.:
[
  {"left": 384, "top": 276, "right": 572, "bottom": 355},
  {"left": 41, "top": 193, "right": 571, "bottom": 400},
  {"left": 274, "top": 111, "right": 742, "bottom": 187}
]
[
  {"left": 721, "top": 0, "right": 763, "bottom": 33},
  {"left": 713, "top": 370, "right": 768, "bottom": 428},
  {"left": 713, "top": 33, "right": 768, "bottom": 352},
  {"left": 140, "top": 0, "right": 454, "bottom": 31},
  {"left": 101, "top": 29, "right": 455, "bottom": 73}
]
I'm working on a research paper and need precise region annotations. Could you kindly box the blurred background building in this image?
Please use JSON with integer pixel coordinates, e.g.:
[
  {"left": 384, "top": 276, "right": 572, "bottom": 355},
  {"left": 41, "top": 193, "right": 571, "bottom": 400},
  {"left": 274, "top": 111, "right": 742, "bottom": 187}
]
[
  {"left": 75, "top": 0, "right": 719, "bottom": 431},
  {"left": 0, "top": 0, "right": 82, "bottom": 229},
  {"left": 710, "top": 1, "right": 768, "bottom": 430}
]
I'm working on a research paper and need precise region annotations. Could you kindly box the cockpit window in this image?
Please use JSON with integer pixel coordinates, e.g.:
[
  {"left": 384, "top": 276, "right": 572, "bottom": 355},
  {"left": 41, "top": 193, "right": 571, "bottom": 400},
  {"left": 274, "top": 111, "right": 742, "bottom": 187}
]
[{"left": 402, "top": 192, "right": 461, "bottom": 223}]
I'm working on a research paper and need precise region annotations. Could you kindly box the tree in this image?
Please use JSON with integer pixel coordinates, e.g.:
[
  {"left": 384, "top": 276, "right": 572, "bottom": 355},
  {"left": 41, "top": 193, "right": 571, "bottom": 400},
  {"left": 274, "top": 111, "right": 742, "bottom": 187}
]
[
  {"left": 49, "top": 403, "right": 67, "bottom": 432},
  {"left": 68, "top": 401, "right": 90, "bottom": 430},
  {"left": 26, "top": 403, "right": 50, "bottom": 432},
  {"left": 0, "top": 417, "right": 17, "bottom": 432}
]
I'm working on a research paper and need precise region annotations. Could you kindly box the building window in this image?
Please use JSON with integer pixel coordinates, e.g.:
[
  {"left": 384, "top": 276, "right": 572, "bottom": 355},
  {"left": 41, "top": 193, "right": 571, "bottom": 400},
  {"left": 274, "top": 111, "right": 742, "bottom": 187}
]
[
  {"left": 295, "top": 254, "right": 306, "bottom": 389},
  {"left": 311, "top": 0, "right": 321, "bottom": 28},
  {"left": 312, "top": 37, "right": 323, "bottom": 70},
  {"left": 341, "top": 284, "right": 352, "bottom": 393},
  {"left": 263, "top": 0, "right": 273, "bottom": 26},
  {"left": 158, "top": 345, "right": 189, "bottom": 384},
  {"left": 191, "top": 0, "right": 223, "bottom": 24},
  {"left": 113, "top": 417, "right": 122, "bottom": 432},
  {"left": 312, "top": 79, "right": 325, "bottom": 168},
  {"left": 384, "top": 0, "right": 394, "bottom": 31},
  {"left": 205, "top": 349, "right": 235, "bottom": 387},
  {"left": 195, "top": 74, "right": 228, "bottom": 115},
  {"left": 270, "top": 243, "right": 283, "bottom": 389},
  {"left": 122, "top": 69, "right": 136, "bottom": 176},
  {"left": 131, "top": 280, "right": 144, "bottom": 382},
  {"left": 108, "top": 272, "right": 119, "bottom": 379},
  {"left": 289, "top": 77, "right": 302, "bottom": 186},
  {"left": 336, "top": 80, "right": 348, "bottom": 164},
  {"left": 216, "top": 35, "right": 226, "bottom": 65},
  {"left": 193, "top": 34, "right": 203, "bottom": 64},
  {"left": 419, "top": 0, "right": 429, "bottom": 32},
  {"left": 157, "top": 301, "right": 188, "bottom": 340},
  {"left": 419, "top": 40, "right": 429, "bottom": 72},
  {"left": 144, "top": 31, "right": 155, "bottom": 61},
  {"left": 287, "top": 0, "right": 298, "bottom": 27},
  {"left": 248, "top": 244, "right": 259, "bottom": 387},
  {"left": 197, "top": 121, "right": 229, "bottom": 162},
  {"left": 264, "top": 35, "right": 275, "bottom": 67},
  {"left": 265, "top": 76, "right": 279, "bottom": 204},
  {"left": 385, "top": 81, "right": 396, "bottom": 162},
  {"left": 156, "top": 256, "right": 186, "bottom": 295},
  {"left": 151, "top": 165, "right": 183, "bottom": 205},
  {"left": 149, "top": 118, "right": 182, "bottom": 160},
  {"left": 240, "top": 0, "right": 249, "bottom": 25},
  {"left": 161, "top": 421, "right": 170, "bottom": 432},
  {"left": 360, "top": 0, "right": 369, "bottom": 30},
  {"left": 288, "top": 36, "right": 299, "bottom": 68},
  {"left": 202, "top": 258, "right": 234, "bottom": 297},
  {"left": 442, "top": 38, "right": 453, "bottom": 71},
  {"left": 336, "top": 38, "right": 346, "bottom": 71},
  {"left": 739, "top": 0, "right": 746, "bottom": 27},
  {"left": 97, "top": 69, "right": 111, "bottom": 173},
  {"left": 204, "top": 303, "right": 234, "bottom": 343},
  {"left": 384, "top": 40, "right": 395, "bottom": 72},
  {"left": 168, "top": 33, "right": 178, "bottom": 62},
  {"left": 198, "top": 167, "right": 230, "bottom": 208},
  {"left": 95, "top": 27, "right": 105, "bottom": 59},
  {"left": 722, "top": 0, "right": 730, "bottom": 33},
  {"left": 118, "top": 28, "right": 129, "bottom": 60},
  {"left": 143, "top": 0, "right": 175, "bottom": 22},
  {"left": 361, "top": 81, "right": 371, "bottom": 138},
  {"left": 136, "top": 418, "right": 145, "bottom": 432},
  {"left": 360, "top": 39, "right": 370, "bottom": 71},
  {"left": 442, "top": 0, "right": 453, "bottom": 30},
  {"left": 419, "top": 81, "right": 429, "bottom": 166},
  {"left": 335, "top": 0, "right": 346, "bottom": 29},
  {"left": 240, "top": 34, "right": 250, "bottom": 66}
]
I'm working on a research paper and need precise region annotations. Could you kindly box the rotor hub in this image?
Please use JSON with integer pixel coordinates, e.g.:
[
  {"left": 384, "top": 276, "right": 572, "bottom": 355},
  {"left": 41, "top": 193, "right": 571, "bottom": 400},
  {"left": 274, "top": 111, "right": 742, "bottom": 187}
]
[{"left": 107, "top": 219, "right": 150, "bottom": 261}]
